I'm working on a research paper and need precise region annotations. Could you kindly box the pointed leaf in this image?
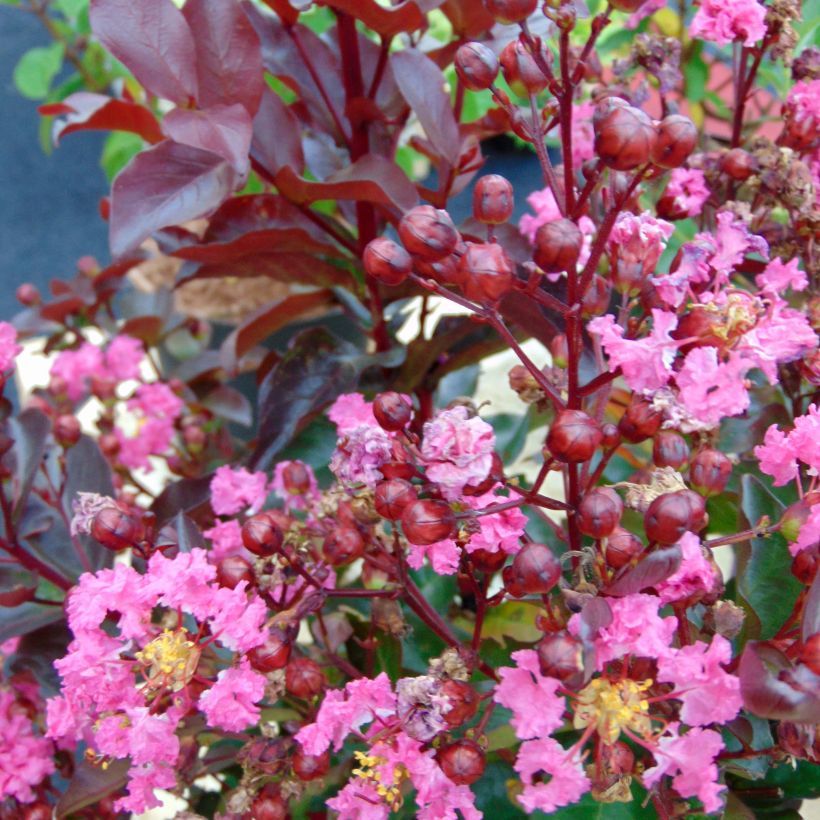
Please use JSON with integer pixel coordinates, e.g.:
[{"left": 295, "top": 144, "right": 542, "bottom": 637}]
[
  {"left": 90, "top": 0, "right": 198, "bottom": 105},
  {"left": 56, "top": 758, "right": 130, "bottom": 819},
  {"left": 201, "top": 385, "right": 253, "bottom": 427},
  {"left": 173, "top": 510, "right": 206, "bottom": 553},
  {"left": 10, "top": 621, "right": 72, "bottom": 694},
  {"left": 605, "top": 545, "right": 682, "bottom": 597},
  {"left": 5, "top": 408, "right": 51, "bottom": 521},
  {"left": 0, "top": 601, "right": 62, "bottom": 644},
  {"left": 110, "top": 140, "right": 235, "bottom": 257},
  {"left": 46, "top": 92, "right": 163, "bottom": 144},
  {"left": 151, "top": 475, "right": 213, "bottom": 526},
  {"left": 250, "top": 86, "right": 305, "bottom": 179},
  {"left": 320, "top": 0, "right": 432, "bottom": 37}
]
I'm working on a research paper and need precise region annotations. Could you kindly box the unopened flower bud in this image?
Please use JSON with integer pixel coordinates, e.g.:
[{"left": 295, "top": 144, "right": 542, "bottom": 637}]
[
  {"left": 323, "top": 527, "right": 365, "bottom": 566},
  {"left": 248, "top": 629, "right": 292, "bottom": 673},
  {"left": 721, "top": 148, "right": 757, "bottom": 181},
  {"left": 605, "top": 526, "right": 643, "bottom": 569},
  {"left": 374, "top": 478, "right": 417, "bottom": 520},
  {"left": 399, "top": 205, "right": 459, "bottom": 262},
  {"left": 292, "top": 746, "right": 330, "bottom": 781},
  {"left": 238, "top": 737, "right": 291, "bottom": 776},
  {"left": 536, "top": 631, "right": 584, "bottom": 682},
  {"left": 437, "top": 739, "right": 486, "bottom": 785},
  {"left": 363, "top": 237, "right": 412, "bottom": 286},
  {"left": 241, "top": 512, "right": 284, "bottom": 557},
  {"left": 534, "top": 218, "right": 583, "bottom": 273},
  {"left": 653, "top": 431, "right": 689, "bottom": 469},
  {"left": 469, "top": 546, "right": 508, "bottom": 574},
  {"left": 91, "top": 506, "right": 139, "bottom": 551},
  {"left": 16, "top": 283, "right": 40, "bottom": 306},
  {"left": 689, "top": 448, "right": 732, "bottom": 496},
  {"left": 507, "top": 542, "right": 561, "bottom": 595},
  {"left": 250, "top": 786, "right": 288, "bottom": 820},
  {"left": 455, "top": 42, "right": 499, "bottom": 91},
  {"left": 373, "top": 391, "right": 412, "bottom": 431},
  {"left": 549, "top": 334, "right": 569, "bottom": 368},
  {"left": 484, "top": 0, "right": 537, "bottom": 24},
  {"left": 54, "top": 414, "right": 81, "bottom": 448},
  {"left": 581, "top": 273, "right": 612, "bottom": 317},
  {"left": 594, "top": 104, "right": 656, "bottom": 171},
  {"left": 286, "top": 657, "right": 325, "bottom": 699},
  {"left": 618, "top": 397, "right": 663, "bottom": 443},
  {"left": 601, "top": 423, "right": 620, "bottom": 449},
  {"left": 500, "top": 39, "right": 548, "bottom": 95},
  {"left": 644, "top": 490, "right": 699, "bottom": 544},
  {"left": 473, "top": 174, "right": 514, "bottom": 225},
  {"left": 441, "top": 679, "right": 479, "bottom": 726},
  {"left": 577, "top": 487, "right": 623, "bottom": 538},
  {"left": 216, "top": 555, "right": 254, "bottom": 589},
  {"left": 401, "top": 500, "right": 456, "bottom": 545},
  {"left": 459, "top": 242, "right": 515, "bottom": 302},
  {"left": 547, "top": 409, "right": 603, "bottom": 463},
  {"left": 704, "top": 599, "right": 745, "bottom": 640},
  {"left": 281, "top": 461, "right": 312, "bottom": 494},
  {"left": 650, "top": 115, "right": 697, "bottom": 169}
]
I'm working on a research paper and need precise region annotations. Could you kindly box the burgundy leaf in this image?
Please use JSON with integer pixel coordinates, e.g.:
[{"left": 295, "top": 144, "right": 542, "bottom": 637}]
[
  {"left": 110, "top": 140, "right": 235, "bottom": 257},
  {"left": 56, "top": 758, "right": 130, "bottom": 819},
  {"left": 605, "top": 545, "right": 682, "bottom": 597},
  {"left": 391, "top": 48, "right": 461, "bottom": 165},
  {"left": 151, "top": 475, "right": 214, "bottom": 526},
  {"left": 182, "top": 0, "right": 264, "bottom": 114},
  {"left": 440, "top": 0, "right": 496, "bottom": 36},
  {"left": 45, "top": 92, "right": 163, "bottom": 145},
  {"left": 803, "top": 568, "right": 820, "bottom": 643},
  {"left": 575, "top": 597, "right": 613, "bottom": 640},
  {"left": 89, "top": 0, "right": 197, "bottom": 105},
  {"left": 259, "top": 0, "right": 300, "bottom": 25},
  {"left": 201, "top": 385, "right": 254, "bottom": 427},
  {"left": 250, "top": 87, "right": 305, "bottom": 179},
  {"left": 0, "top": 567, "right": 38, "bottom": 608},
  {"left": 201, "top": 194, "right": 321, "bottom": 244},
  {"left": 320, "top": 0, "right": 430, "bottom": 37},
  {"left": 162, "top": 104, "right": 253, "bottom": 175}
]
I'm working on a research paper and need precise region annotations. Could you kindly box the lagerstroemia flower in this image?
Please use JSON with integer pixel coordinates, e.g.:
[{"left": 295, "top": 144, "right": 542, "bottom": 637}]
[
  {"left": 786, "top": 404, "right": 820, "bottom": 476},
  {"left": 793, "top": 504, "right": 820, "bottom": 556},
  {"left": 69, "top": 491, "right": 120, "bottom": 536},
  {"left": 115, "top": 381, "right": 184, "bottom": 470},
  {"left": 689, "top": 0, "right": 767, "bottom": 46},
  {"left": 700, "top": 210, "right": 769, "bottom": 282},
  {"left": 675, "top": 347, "right": 751, "bottom": 428},
  {"left": 656, "top": 532, "right": 719, "bottom": 604},
  {"left": 754, "top": 424, "right": 799, "bottom": 486},
  {"left": 607, "top": 211, "right": 674, "bottom": 278},
  {"left": 50, "top": 342, "right": 103, "bottom": 401},
  {"left": 329, "top": 392, "right": 378, "bottom": 432},
  {"left": 755, "top": 257, "right": 808, "bottom": 294},
  {"left": 210, "top": 465, "right": 269, "bottom": 516},
  {"left": 198, "top": 660, "right": 266, "bottom": 731},
  {"left": 202, "top": 518, "right": 247, "bottom": 562},
  {"left": 271, "top": 459, "right": 320, "bottom": 511},
  {"left": 785, "top": 79, "right": 820, "bottom": 131},
  {"left": 663, "top": 168, "right": 710, "bottom": 217},
  {"left": 0, "top": 322, "right": 21, "bottom": 374},
  {"left": 330, "top": 424, "right": 393, "bottom": 487},
  {"left": 514, "top": 738, "right": 591, "bottom": 814}
]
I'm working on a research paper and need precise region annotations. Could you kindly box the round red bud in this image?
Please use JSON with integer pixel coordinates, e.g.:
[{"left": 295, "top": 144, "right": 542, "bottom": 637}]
[
  {"left": 801, "top": 633, "right": 820, "bottom": 676},
  {"left": 644, "top": 491, "right": 697, "bottom": 545},
  {"left": 469, "top": 546, "right": 508, "bottom": 574},
  {"left": 502, "top": 563, "right": 527, "bottom": 597},
  {"left": 594, "top": 104, "right": 656, "bottom": 171},
  {"left": 689, "top": 448, "right": 732, "bottom": 497},
  {"left": 536, "top": 631, "right": 584, "bottom": 682},
  {"left": 16, "top": 283, "right": 40, "bottom": 306},
  {"left": 618, "top": 397, "right": 663, "bottom": 443},
  {"left": 438, "top": 739, "right": 486, "bottom": 785},
  {"left": 292, "top": 747, "right": 330, "bottom": 781},
  {"left": 242, "top": 512, "right": 284, "bottom": 557},
  {"left": 91, "top": 506, "right": 140, "bottom": 551},
  {"left": 250, "top": 787, "right": 289, "bottom": 820},
  {"left": 374, "top": 478, "right": 417, "bottom": 521},
  {"left": 484, "top": 0, "right": 537, "bottom": 24},
  {"left": 459, "top": 242, "right": 515, "bottom": 302},
  {"left": 401, "top": 500, "right": 456, "bottom": 546},
  {"left": 507, "top": 542, "right": 561, "bottom": 595},
  {"left": 216, "top": 555, "right": 254, "bottom": 589},
  {"left": 605, "top": 526, "right": 643, "bottom": 569},
  {"left": 363, "top": 237, "right": 412, "bottom": 286},
  {"left": 534, "top": 218, "right": 583, "bottom": 273},
  {"left": 547, "top": 409, "right": 603, "bottom": 463},
  {"left": 398, "top": 205, "right": 459, "bottom": 262},
  {"left": 653, "top": 430, "right": 690, "bottom": 469},
  {"left": 678, "top": 488, "right": 707, "bottom": 532},
  {"left": 792, "top": 543, "right": 819, "bottom": 584},
  {"left": 473, "top": 174, "right": 514, "bottom": 225},
  {"left": 721, "top": 148, "right": 757, "bottom": 181},
  {"left": 601, "top": 422, "right": 620, "bottom": 450},
  {"left": 99, "top": 432, "right": 120, "bottom": 459},
  {"left": 650, "top": 115, "right": 698, "bottom": 169},
  {"left": 285, "top": 657, "right": 325, "bottom": 699},
  {"left": 373, "top": 391, "right": 412, "bottom": 431},
  {"left": 500, "top": 40, "right": 548, "bottom": 95},
  {"left": 54, "top": 414, "right": 81, "bottom": 448},
  {"left": 281, "top": 461, "right": 312, "bottom": 495},
  {"left": 577, "top": 487, "right": 623, "bottom": 539},
  {"left": 441, "top": 679, "right": 479, "bottom": 726},
  {"left": 455, "top": 42, "right": 499, "bottom": 91},
  {"left": 22, "top": 806, "right": 52, "bottom": 820},
  {"left": 248, "top": 629, "right": 292, "bottom": 673},
  {"left": 322, "top": 527, "right": 365, "bottom": 566}
]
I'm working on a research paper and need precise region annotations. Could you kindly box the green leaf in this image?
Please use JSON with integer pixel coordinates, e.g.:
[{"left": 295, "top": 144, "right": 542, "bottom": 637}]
[
  {"left": 100, "top": 131, "right": 144, "bottom": 182},
  {"left": 472, "top": 600, "right": 540, "bottom": 647},
  {"left": 737, "top": 475, "right": 802, "bottom": 640},
  {"left": 54, "top": 0, "right": 87, "bottom": 17},
  {"left": 547, "top": 787, "right": 658, "bottom": 818},
  {"left": 13, "top": 43, "right": 64, "bottom": 100},
  {"left": 489, "top": 410, "right": 532, "bottom": 465},
  {"left": 684, "top": 53, "right": 709, "bottom": 104}
]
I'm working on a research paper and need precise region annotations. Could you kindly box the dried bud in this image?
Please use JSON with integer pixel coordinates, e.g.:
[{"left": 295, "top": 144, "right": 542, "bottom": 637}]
[
  {"left": 248, "top": 629, "right": 292, "bottom": 673},
  {"left": 618, "top": 397, "right": 663, "bottom": 443},
  {"left": 363, "top": 237, "right": 412, "bottom": 286},
  {"left": 644, "top": 490, "right": 700, "bottom": 544},
  {"left": 399, "top": 205, "right": 459, "bottom": 262},
  {"left": 547, "top": 409, "right": 603, "bottom": 463},
  {"left": 605, "top": 526, "right": 643, "bottom": 569},
  {"left": 500, "top": 39, "right": 548, "bottom": 95},
  {"left": 704, "top": 600, "right": 745, "bottom": 640},
  {"left": 374, "top": 478, "right": 417, "bottom": 520},
  {"left": 286, "top": 657, "right": 325, "bottom": 699},
  {"left": 459, "top": 242, "right": 515, "bottom": 302},
  {"left": 441, "top": 679, "right": 479, "bottom": 726},
  {"left": 455, "top": 42, "right": 499, "bottom": 91},
  {"left": 484, "top": 0, "right": 537, "bottom": 24},
  {"left": 90, "top": 506, "right": 140, "bottom": 551},
  {"left": 242, "top": 513, "right": 284, "bottom": 557},
  {"left": 401, "top": 500, "right": 456, "bottom": 546},
  {"left": 373, "top": 391, "right": 412, "bottom": 431},
  {"left": 507, "top": 543, "right": 561, "bottom": 595},
  {"left": 577, "top": 487, "right": 623, "bottom": 539},
  {"left": 238, "top": 737, "right": 291, "bottom": 775},
  {"left": 534, "top": 218, "right": 583, "bottom": 273},
  {"left": 689, "top": 448, "right": 732, "bottom": 497},
  {"left": 650, "top": 115, "right": 697, "bottom": 169},
  {"left": 473, "top": 174, "right": 514, "bottom": 225},
  {"left": 216, "top": 556, "right": 254, "bottom": 589},
  {"left": 536, "top": 631, "right": 584, "bottom": 682},
  {"left": 721, "top": 148, "right": 757, "bottom": 180},
  {"left": 438, "top": 739, "right": 486, "bottom": 785},
  {"left": 323, "top": 527, "right": 365, "bottom": 566},
  {"left": 594, "top": 104, "right": 656, "bottom": 171},
  {"left": 653, "top": 431, "right": 689, "bottom": 469},
  {"left": 292, "top": 746, "right": 330, "bottom": 781},
  {"left": 54, "top": 414, "right": 81, "bottom": 448},
  {"left": 16, "top": 283, "right": 40, "bottom": 306}
]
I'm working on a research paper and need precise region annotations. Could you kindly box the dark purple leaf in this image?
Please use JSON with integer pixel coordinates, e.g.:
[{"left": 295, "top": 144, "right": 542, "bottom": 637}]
[
  {"left": 391, "top": 49, "right": 461, "bottom": 165},
  {"left": 162, "top": 104, "right": 253, "bottom": 175},
  {"left": 10, "top": 621, "right": 72, "bottom": 694},
  {"left": 4, "top": 408, "right": 50, "bottom": 522},
  {"left": 803, "top": 568, "right": 820, "bottom": 643},
  {"left": 90, "top": 0, "right": 197, "bottom": 105},
  {"left": 201, "top": 385, "right": 253, "bottom": 427},
  {"left": 43, "top": 92, "right": 163, "bottom": 144},
  {"left": 250, "top": 86, "right": 305, "bottom": 179},
  {"left": 201, "top": 193, "right": 319, "bottom": 243},
  {"left": 605, "top": 545, "right": 682, "bottom": 597},
  {"left": 0, "top": 601, "right": 62, "bottom": 645},
  {"left": 56, "top": 757, "right": 130, "bottom": 819},
  {"left": 0, "top": 566, "right": 38, "bottom": 608},
  {"left": 118, "top": 315, "right": 166, "bottom": 346},
  {"left": 110, "top": 140, "right": 235, "bottom": 257},
  {"left": 739, "top": 641, "right": 820, "bottom": 723},
  {"left": 173, "top": 510, "right": 206, "bottom": 553},
  {"left": 498, "top": 289, "right": 562, "bottom": 349},
  {"left": 182, "top": 0, "right": 264, "bottom": 114},
  {"left": 151, "top": 475, "right": 213, "bottom": 526}
]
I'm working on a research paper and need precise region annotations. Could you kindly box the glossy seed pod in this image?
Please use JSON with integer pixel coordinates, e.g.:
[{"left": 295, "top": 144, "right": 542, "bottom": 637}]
[
  {"left": 398, "top": 205, "right": 459, "bottom": 262},
  {"left": 650, "top": 115, "right": 698, "bottom": 169},
  {"left": 363, "top": 237, "right": 412, "bottom": 285},
  {"left": 594, "top": 104, "right": 656, "bottom": 171},
  {"left": 547, "top": 409, "right": 603, "bottom": 463},
  {"left": 534, "top": 218, "right": 583, "bottom": 273},
  {"left": 455, "top": 42, "right": 499, "bottom": 91},
  {"left": 473, "top": 174, "right": 514, "bottom": 225},
  {"left": 401, "top": 500, "right": 456, "bottom": 545}
]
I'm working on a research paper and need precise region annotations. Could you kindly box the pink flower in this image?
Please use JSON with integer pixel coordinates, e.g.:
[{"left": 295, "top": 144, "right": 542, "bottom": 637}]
[
  {"left": 570, "top": 593, "right": 676, "bottom": 668},
  {"left": 210, "top": 465, "right": 269, "bottom": 516},
  {"left": 50, "top": 341, "right": 104, "bottom": 401},
  {"left": 675, "top": 348, "right": 750, "bottom": 428},
  {"left": 658, "top": 637, "right": 742, "bottom": 725},
  {"left": 494, "top": 649, "right": 566, "bottom": 740},
  {"left": 115, "top": 765, "right": 177, "bottom": 815},
  {"left": 656, "top": 532, "right": 719, "bottom": 604},
  {"left": 643, "top": 724, "right": 726, "bottom": 813},
  {"left": 406, "top": 537, "right": 462, "bottom": 575},
  {"left": 271, "top": 459, "right": 320, "bottom": 511},
  {"left": 296, "top": 673, "right": 397, "bottom": 755},
  {"left": 462, "top": 489, "right": 526, "bottom": 556},
  {"left": 588, "top": 310, "right": 679, "bottom": 393},
  {"left": 624, "top": 0, "right": 665, "bottom": 28},
  {"left": 206, "top": 582, "right": 268, "bottom": 652},
  {"left": 420, "top": 406, "right": 495, "bottom": 500},
  {"left": 689, "top": 0, "right": 767, "bottom": 46},
  {"left": 0, "top": 323, "right": 21, "bottom": 374},
  {"left": 327, "top": 780, "right": 389, "bottom": 819},
  {"left": 116, "top": 382, "right": 184, "bottom": 469},
  {"left": 105, "top": 335, "right": 144, "bottom": 381},
  {"left": 69, "top": 491, "right": 120, "bottom": 536},
  {"left": 329, "top": 393, "right": 377, "bottom": 432},
  {"left": 608, "top": 211, "right": 674, "bottom": 280},
  {"left": 699, "top": 211, "right": 768, "bottom": 281},
  {"left": 203, "top": 519, "right": 248, "bottom": 562},
  {"left": 396, "top": 676, "right": 451, "bottom": 741},
  {"left": 754, "top": 425, "right": 799, "bottom": 486},
  {"left": 514, "top": 738, "right": 590, "bottom": 814},
  {"left": 663, "top": 168, "right": 710, "bottom": 217},
  {"left": 785, "top": 79, "right": 820, "bottom": 131},
  {"left": 198, "top": 661, "right": 266, "bottom": 731},
  {"left": 129, "top": 381, "right": 184, "bottom": 419},
  {"left": 756, "top": 258, "right": 808, "bottom": 293},
  {"left": 519, "top": 188, "right": 562, "bottom": 244},
  {"left": 0, "top": 689, "right": 55, "bottom": 803},
  {"left": 794, "top": 504, "right": 820, "bottom": 556},
  {"left": 330, "top": 425, "right": 393, "bottom": 487},
  {"left": 786, "top": 404, "right": 820, "bottom": 476},
  {"left": 652, "top": 241, "right": 712, "bottom": 307},
  {"left": 570, "top": 101, "right": 596, "bottom": 167}
]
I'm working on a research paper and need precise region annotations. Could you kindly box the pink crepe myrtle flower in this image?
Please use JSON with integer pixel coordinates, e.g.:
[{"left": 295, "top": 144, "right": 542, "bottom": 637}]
[
  {"left": 514, "top": 738, "right": 591, "bottom": 814},
  {"left": 271, "top": 459, "right": 320, "bottom": 511},
  {"left": 0, "top": 689, "right": 55, "bottom": 804},
  {"left": 651, "top": 240, "right": 712, "bottom": 308},
  {"left": 105, "top": 334, "right": 144, "bottom": 381},
  {"left": 198, "top": 661, "right": 266, "bottom": 732},
  {"left": 756, "top": 257, "right": 809, "bottom": 294},
  {"left": 675, "top": 347, "right": 751, "bottom": 428},
  {"left": 493, "top": 649, "right": 566, "bottom": 740},
  {"left": 519, "top": 187, "right": 562, "bottom": 243},
  {"left": 793, "top": 504, "right": 820, "bottom": 556},
  {"left": 697, "top": 210, "right": 769, "bottom": 282},
  {"left": 624, "top": 0, "right": 664, "bottom": 28},
  {"left": 656, "top": 532, "right": 720, "bottom": 604},
  {"left": 328, "top": 392, "right": 378, "bottom": 432},
  {"left": 588, "top": 310, "right": 679, "bottom": 393},
  {"left": 327, "top": 780, "right": 388, "bottom": 820},
  {"left": 658, "top": 637, "right": 742, "bottom": 726},
  {"left": 203, "top": 519, "right": 248, "bottom": 562},
  {"left": 754, "top": 424, "right": 799, "bottom": 486},
  {"left": 607, "top": 211, "right": 674, "bottom": 279},
  {"left": 0, "top": 323, "right": 21, "bottom": 374},
  {"left": 462, "top": 488, "right": 526, "bottom": 556},
  {"left": 69, "top": 491, "right": 120, "bottom": 536},
  {"left": 785, "top": 79, "right": 820, "bottom": 132},
  {"left": 643, "top": 724, "right": 726, "bottom": 813},
  {"left": 420, "top": 406, "right": 495, "bottom": 501},
  {"left": 689, "top": 0, "right": 767, "bottom": 46},
  {"left": 115, "top": 381, "right": 184, "bottom": 470},
  {"left": 663, "top": 168, "right": 710, "bottom": 218},
  {"left": 50, "top": 341, "right": 104, "bottom": 401},
  {"left": 210, "top": 465, "right": 269, "bottom": 516},
  {"left": 330, "top": 424, "right": 394, "bottom": 488},
  {"left": 786, "top": 404, "right": 820, "bottom": 476},
  {"left": 406, "top": 536, "right": 462, "bottom": 575},
  {"left": 571, "top": 100, "right": 596, "bottom": 167}
]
